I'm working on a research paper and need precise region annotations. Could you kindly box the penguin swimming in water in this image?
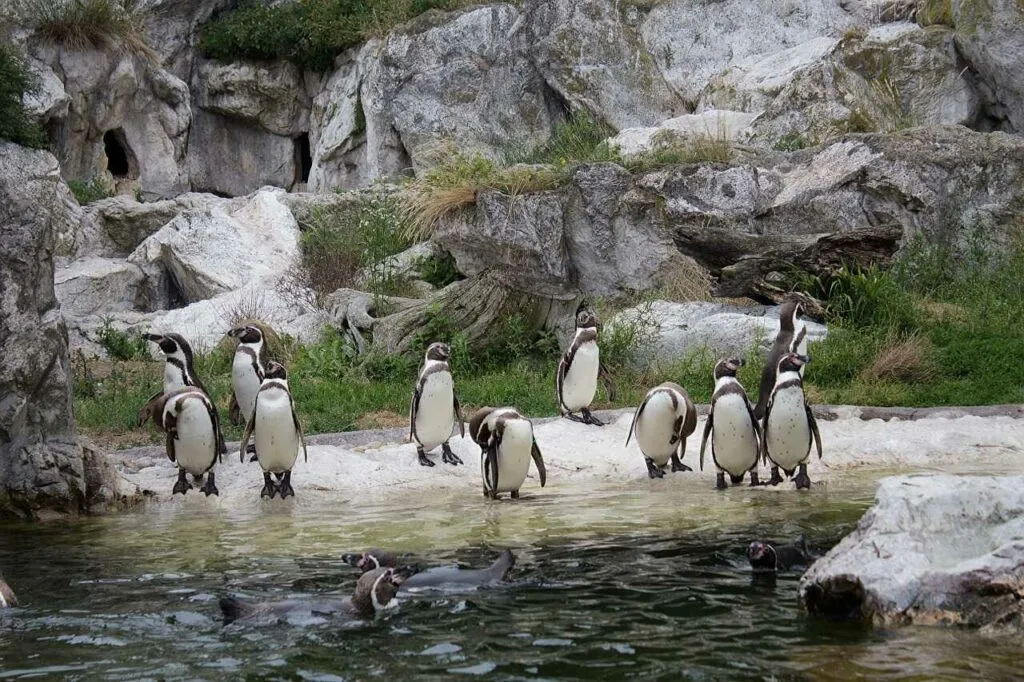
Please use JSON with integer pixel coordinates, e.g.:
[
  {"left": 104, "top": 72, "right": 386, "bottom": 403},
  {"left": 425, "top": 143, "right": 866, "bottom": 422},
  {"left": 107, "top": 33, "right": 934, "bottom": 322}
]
[
  {"left": 219, "top": 565, "right": 414, "bottom": 625},
  {"left": 470, "top": 407, "right": 547, "bottom": 499},
  {"left": 138, "top": 332, "right": 226, "bottom": 456},
  {"left": 341, "top": 548, "right": 516, "bottom": 592},
  {"left": 159, "top": 386, "right": 223, "bottom": 496},
  {"left": 556, "top": 308, "right": 615, "bottom": 426},
  {"left": 239, "top": 361, "right": 308, "bottom": 499},
  {"left": 754, "top": 296, "right": 809, "bottom": 420},
  {"left": 747, "top": 536, "right": 818, "bottom": 573},
  {"left": 762, "top": 353, "right": 823, "bottom": 489},
  {"left": 409, "top": 342, "right": 465, "bottom": 467},
  {"left": 699, "top": 357, "right": 763, "bottom": 489},
  {"left": 0, "top": 572, "right": 18, "bottom": 608},
  {"left": 227, "top": 325, "right": 268, "bottom": 427},
  {"left": 625, "top": 382, "right": 697, "bottom": 479}
]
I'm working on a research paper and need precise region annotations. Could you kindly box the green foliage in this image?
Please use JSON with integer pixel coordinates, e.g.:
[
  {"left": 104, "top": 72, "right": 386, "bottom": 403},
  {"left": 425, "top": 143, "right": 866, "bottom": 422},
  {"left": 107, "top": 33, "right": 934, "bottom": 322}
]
[
  {"left": 625, "top": 129, "right": 735, "bottom": 171},
  {"left": 773, "top": 132, "right": 809, "bottom": 152},
  {"left": 199, "top": 0, "right": 464, "bottom": 72},
  {"left": 0, "top": 42, "right": 47, "bottom": 149},
  {"left": 415, "top": 250, "right": 461, "bottom": 289},
  {"left": 96, "top": 320, "right": 149, "bottom": 360},
  {"left": 28, "top": 0, "right": 151, "bottom": 53},
  {"left": 504, "top": 113, "right": 621, "bottom": 167},
  {"left": 916, "top": 0, "right": 953, "bottom": 26},
  {"left": 803, "top": 263, "right": 920, "bottom": 333},
  {"left": 68, "top": 177, "right": 113, "bottom": 205}
]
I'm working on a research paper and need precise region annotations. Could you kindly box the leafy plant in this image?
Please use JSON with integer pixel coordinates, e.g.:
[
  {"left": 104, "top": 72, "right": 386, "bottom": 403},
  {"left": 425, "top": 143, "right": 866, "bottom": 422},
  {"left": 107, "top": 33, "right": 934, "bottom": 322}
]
[
  {"left": 504, "top": 113, "right": 620, "bottom": 167},
  {"left": 96, "top": 319, "right": 149, "bottom": 360},
  {"left": 68, "top": 177, "right": 113, "bottom": 205},
  {"left": 0, "top": 42, "right": 47, "bottom": 149},
  {"left": 415, "top": 250, "right": 461, "bottom": 288}
]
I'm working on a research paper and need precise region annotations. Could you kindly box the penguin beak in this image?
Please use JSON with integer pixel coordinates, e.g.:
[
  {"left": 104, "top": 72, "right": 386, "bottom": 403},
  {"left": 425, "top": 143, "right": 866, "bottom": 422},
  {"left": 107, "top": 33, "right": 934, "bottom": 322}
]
[
  {"left": 798, "top": 355, "right": 811, "bottom": 364},
  {"left": 226, "top": 327, "right": 243, "bottom": 339}
]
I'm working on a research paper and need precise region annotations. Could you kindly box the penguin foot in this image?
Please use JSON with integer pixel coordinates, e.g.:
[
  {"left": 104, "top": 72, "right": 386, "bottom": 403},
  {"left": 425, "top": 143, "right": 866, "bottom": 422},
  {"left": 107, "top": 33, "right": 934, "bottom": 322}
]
[
  {"left": 768, "top": 467, "right": 784, "bottom": 486},
  {"left": 510, "top": 490, "right": 520, "bottom": 499},
  {"left": 483, "top": 488, "right": 497, "bottom": 500},
  {"left": 794, "top": 465, "right": 811, "bottom": 490},
  {"left": 750, "top": 471, "right": 762, "bottom": 487},
  {"left": 729, "top": 473, "right": 745, "bottom": 485},
  {"left": 645, "top": 458, "right": 666, "bottom": 479},
  {"left": 172, "top": 470, "right": 191, "bottom": 495},
  {"left": 670, "top": 454, "right": 692, "bottom": 473},
  {"left": 562, "top": 412, "right": 586, "bottom": 424},
  {"left": 581, "top": 409, "right": 605, "bottom": 426},
  {"left": 278, "top": 472, "right": 295, "bottom": 499},
  {"left": 246, "top": 444, "right": 258, "bottom": 463},
  {"left": 416, "top": 448, "right": 435, "bottom": 467},
  {"left": 199, "top": 472, "right": 219, "bottom": 497},
  {"left": 260, "top": 472, "right": 277, "bottom": 499},
  {"left": 715, "top": 472, "right": 727, "bottom": 490},
  {"left": 441, "top": 443, "right": 463, "bottom": 466},
  {"left": 248, "top": 454, "right": 259, "bottom": 463}
]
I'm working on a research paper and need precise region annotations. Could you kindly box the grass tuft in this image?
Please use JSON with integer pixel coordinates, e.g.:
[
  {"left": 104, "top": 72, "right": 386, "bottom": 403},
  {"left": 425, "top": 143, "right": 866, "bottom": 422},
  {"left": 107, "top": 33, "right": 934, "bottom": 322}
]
[
  {"left": 68, "top": 177, "right": 113, "bottom": 205},
  {"left": 27, "top": 0, "right": 154, "bottom": 56},
  {"left": 859, "top": 332, "right": 937, "bottom": 383}
]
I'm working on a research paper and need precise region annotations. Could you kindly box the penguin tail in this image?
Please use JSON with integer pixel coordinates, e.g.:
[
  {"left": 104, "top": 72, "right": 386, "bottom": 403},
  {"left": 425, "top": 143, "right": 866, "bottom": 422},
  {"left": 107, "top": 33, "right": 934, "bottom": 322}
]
[
  {"left": 489, "top": 548, "right": 516, "bottom": 581},
  {"left": 219, "top": 596, "right": 257, "bottom": 625}
]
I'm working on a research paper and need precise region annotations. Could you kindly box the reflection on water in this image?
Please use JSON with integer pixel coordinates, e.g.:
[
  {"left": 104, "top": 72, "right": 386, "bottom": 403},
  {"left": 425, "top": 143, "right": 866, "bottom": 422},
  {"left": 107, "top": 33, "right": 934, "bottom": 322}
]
[{"left": 0, "top": 476, "right": 1020, "bottom": 680}]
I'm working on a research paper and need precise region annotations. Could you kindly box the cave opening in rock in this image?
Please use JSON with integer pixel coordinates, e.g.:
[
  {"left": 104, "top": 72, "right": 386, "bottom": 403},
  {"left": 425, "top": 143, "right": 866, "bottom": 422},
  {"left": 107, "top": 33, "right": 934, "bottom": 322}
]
[
  {"left": 294, "top": 133, "right": 312, "bottom": 185},
  {"left": 103, "top": 129, "right": 134, "bottom": 179}
]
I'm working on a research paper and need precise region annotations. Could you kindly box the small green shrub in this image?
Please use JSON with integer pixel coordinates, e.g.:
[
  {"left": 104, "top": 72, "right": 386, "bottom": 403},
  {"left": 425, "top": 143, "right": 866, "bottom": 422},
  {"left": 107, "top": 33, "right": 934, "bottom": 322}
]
[
  {"left": 504, "top": 113, "right": 620, "bottom": 167},
  {"left": 803, "top": 263, "right": 919, "bottom": 332},
  {"left": 773, "top": 132, "right": 809, "bottom": 152},
  {"left": 0, "top": 42, "right": 47, "bottom": 149},
  {"left": 68, "top": 177, "right": 113, "bottom": 205},
  {"left": 626, "top": 129, "right": 735, "bottom": 171},
  {"left": 415, "top": 251, "right": 461, "bottom": 289},
  {"left": 96, "top": 320, "right": 149, "bottom": 360},
  {"left": 28, "top": 0, "right": 152, "bottom": 54}
]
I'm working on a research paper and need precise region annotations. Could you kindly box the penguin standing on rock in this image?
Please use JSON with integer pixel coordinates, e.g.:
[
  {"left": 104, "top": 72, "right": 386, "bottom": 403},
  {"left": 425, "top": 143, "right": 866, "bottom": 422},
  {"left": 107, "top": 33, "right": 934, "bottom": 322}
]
[
  {"left": 556, "top": 308, "right": 615, "bottom": 426},
  {"left": 227, "top": 324, "right": 268, "bottom": 462},
  {"left": 470, "top": 407, "right": 547, "bottom": 500},
  {"left": 160, "top": 386, "right": 223, "bottom": 496},
  {"left": 754, "top": 296, "right": 809, "bottom": 420},
  {"left": 699, "top": 358, "right": 762, "bottom": 489},
  {"left": 410, "top": 342, "right": 465, "bottom": 467},
  {"left": 240, "top": 361, "right": 308, "bottom": 499},
  {"left": 625, "top": 382, "right": 697, "bottom": 479},
  {"left": 762, "top": 353, "right": 823, "bottom": 489}
]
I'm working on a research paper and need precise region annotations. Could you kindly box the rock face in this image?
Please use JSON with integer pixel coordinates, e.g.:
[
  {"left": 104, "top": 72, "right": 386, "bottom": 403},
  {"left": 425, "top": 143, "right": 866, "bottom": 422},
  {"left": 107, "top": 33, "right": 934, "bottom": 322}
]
[
  {"left": 800, "top": 474, "right": 1024, "bottom": 630},
  {"left": 0, "top": 143, "right": 86, "bottom": 518},
  {"left": 608, "top": 110, "right": 759, "bottom": 158}
]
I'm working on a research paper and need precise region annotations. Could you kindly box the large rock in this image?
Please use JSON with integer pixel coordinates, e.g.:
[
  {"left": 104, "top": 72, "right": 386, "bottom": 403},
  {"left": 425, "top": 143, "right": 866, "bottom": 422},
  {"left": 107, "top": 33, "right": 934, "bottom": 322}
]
[
  {"left": 608, "top": 110, "right": 759, "bottom": 158},
  {"left": 800, "top": 474, "right": 1024, "bottom": 629},
  {"left": 84, "top": 193, "right": 217, "bottom": 255},
  {"left": 949, "top": 0, "right": 1024, "bottom": 132},
  {"left": 193, "top": 58, "right": 311, "bottom": 137},
  {"left": 55, "top": 257, "right": 148, "bottom": 318},
  {"left": 611, "top": 301, "right": 829, "bottom": 363},
  {"left": 138, "top": 0, "right": 234, "bottom": 80},
  {"left": 0, "top": 143, "right": 86, "bottom": 518},
  {"left": 527, "top": 0, "right": 685, "bottom": 128},
  {"left": 308, "top": 55, "right": 372, "bottom": 192},
  {"left": 128, "top": 188, "right": 300, "bottom": 307}
]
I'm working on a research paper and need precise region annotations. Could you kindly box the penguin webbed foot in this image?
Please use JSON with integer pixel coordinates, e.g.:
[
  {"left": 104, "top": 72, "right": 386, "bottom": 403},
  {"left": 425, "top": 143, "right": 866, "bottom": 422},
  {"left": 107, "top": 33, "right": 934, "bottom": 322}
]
[
  {"left": 562, "top": 412, "right": 586, "bottom": 424},
  {"left": 172, "top": 469, "right": 191, "bottom": 495},
  {"left": 199, "top": 472, "right": 219, "bottom": 497},
  {"left": 581, "top": 409, "right": 604, "bottom": 427},
  {"left": 794, "top": 464, "right": 811, "bottom": 490},
  {"left": 715, "top": 472, "right": 728, "bottom": 490},
  {"left": 441, "top": 443, "right": 463, "bottom": 466},
  {"left": 645, "top": 458, "right": 666, "bottom": 479},
  {"left": 729, "top": 473, "right": 745, "bottom": 485},
  {"left": 245, "top": 443, "right": 258, "bottom": 463},
  {"left": 416, "top": 447, "right": 436, "bottom": 467},
  {"left": 750, "top": 471, "right": 762, "bottom": 487},
  {"left": 278, "top": 472, "right": 295, "bottom": 499},
  {"left": 768, "top": 466, "right": 784, "bottom": 486},
  {"left": 510, "top": 490, "right": 520, "bottom": 499},
  {"left": 260, "top": 472, "right": 277, "bottom": 499},
  {"left": 670, "top": 454, "right": 692, "bottom": 473}
]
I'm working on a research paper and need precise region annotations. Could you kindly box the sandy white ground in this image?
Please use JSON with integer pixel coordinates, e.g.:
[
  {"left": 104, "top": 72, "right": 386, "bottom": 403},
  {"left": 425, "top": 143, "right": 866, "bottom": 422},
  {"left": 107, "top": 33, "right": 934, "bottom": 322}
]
[{"left": 112, "top": 406, "right": 1024, "bottom": 506}]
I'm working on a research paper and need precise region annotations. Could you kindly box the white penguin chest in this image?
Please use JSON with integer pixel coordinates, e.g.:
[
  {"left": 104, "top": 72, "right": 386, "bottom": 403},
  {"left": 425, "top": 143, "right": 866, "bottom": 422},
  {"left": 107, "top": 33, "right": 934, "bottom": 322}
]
[
  {"left": 635, "top": 393, "right": 680, "bottom": 464},
  {"left": 765, "top": 385, "right": 811, "bottom": 470},
  {"left": 167, "top": 398, "right": 216, "bottom": 475},
  {"left": 254, "top": 389, "right": 300, "bottom": 473},
  {"left": 232, "top": 352, "right": 262, "bottom": 421},
  {"left": 414, "top": 370, "right": 456, "bottom": 450},
  {"left": 796, "top": 325, "right": 808, "bottom": 377},
  {"left": 711, "top": 393, "right": 759, "bottom": 475},
  {"left": 485, "top": 421, "right": 534, "bottom": 493},
  {"left": 562, "top": 340, "right": 599, "bottom": 411},
  {"left": 163, "top": 362, "right": 187, "bottom": 393}
]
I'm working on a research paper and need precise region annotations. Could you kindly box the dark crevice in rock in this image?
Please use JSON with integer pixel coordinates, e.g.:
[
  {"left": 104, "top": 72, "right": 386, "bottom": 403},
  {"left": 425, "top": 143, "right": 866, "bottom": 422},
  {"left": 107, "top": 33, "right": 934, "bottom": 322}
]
[
  {"left": 294, "top": 132, "right": 312, "bottom": 186},
  {"left": 103, "top": 129, "right": 137, "bottom": 179}
]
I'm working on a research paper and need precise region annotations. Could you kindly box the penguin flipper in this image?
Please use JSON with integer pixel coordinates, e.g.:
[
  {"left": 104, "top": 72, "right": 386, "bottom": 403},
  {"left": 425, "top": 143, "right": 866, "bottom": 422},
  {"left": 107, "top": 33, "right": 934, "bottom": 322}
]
[
  {"left": 806, "top": 403, "right": 823, "bottom": 459},
  {"left": 555, "top": 355, "right": 568, "bottom": 414},
  {"left": 625, "top": 398, "right": 647, "bottom": 447},
  {"left": 138, "top": 390, "right": 164, "bottom": 428},
  {"left": 698, "top": 409, "right": 713, "bottom": 472},
  {"left": 485, "top": 440, "right": 499, "bottom": 497},
  {"left": 453, "top": 394, "right": 465, "bottom": 438},
  {"left": 228, "top": 393, "right": 241, "bottom": 426},
  {"left": 291, "top": 395, "right": 308, "bottom": 463},
  {"left": 409, "top": 386, "right": 422, "bottom": 443},
  {"left": 165, "top": 427, "right": 177, "bottom": 464},
  {"left": 531, "top": 438, "right": 547, "bottom": 487},
  {"left": 204, "top": 394, "right": 225, "bottom": 464},
  {"left": 599, "top": 362, "right": 616, "bottom": 402}
]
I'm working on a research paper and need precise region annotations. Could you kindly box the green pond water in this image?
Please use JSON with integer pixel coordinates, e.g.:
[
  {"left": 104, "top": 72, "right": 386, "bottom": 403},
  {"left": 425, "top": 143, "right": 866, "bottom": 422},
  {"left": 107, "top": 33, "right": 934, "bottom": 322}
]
[{"left": 0, "top": 474, "right": 1021, "bottom": 681}]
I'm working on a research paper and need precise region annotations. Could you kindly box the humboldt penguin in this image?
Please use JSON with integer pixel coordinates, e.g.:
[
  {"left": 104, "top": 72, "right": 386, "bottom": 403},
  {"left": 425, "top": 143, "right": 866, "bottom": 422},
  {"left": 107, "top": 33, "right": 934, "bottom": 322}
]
[
  {"left": 239, "top": 361, "right": 308, "bottom": 499},
  {"left": 219, "top": 565, "right": 414, "bottom": 625},
  {"left": 227, "top": 325, "right": 268, "bottom": 427},
  {"left": 139, "top": 332, "right": 226, "bottom": 455},
  {"left": 470, "top": 407, "right": 547, "bottom": 499},
  {"left": 762, "top": 353, "right": 823, "bottom": 489},
  {"left": 625, "top": 382, "right": 697, "bottom": 478},
  {"left": 342, "top": 548, "right": 516, "bottom": 591},
  {"left": 0, "top": 572, "right": 17, "bottom": 608},
  {"left": 699, "top": 357, "right": 762, "bottom": 489},
  {"left": 556, "top": 309, "right": 616, "bottom": 426},
  {"left": 409, "top": 342, "right": 465, "bottom": 467},
  {"left": 160, "top": 386, "right": 223, "bottom": 496},
  {"left": 747, "top": 536, "right": 818, "bottom": 573},
  {"left": 754, "top": 297, "right": 809, "bottom": 420}
]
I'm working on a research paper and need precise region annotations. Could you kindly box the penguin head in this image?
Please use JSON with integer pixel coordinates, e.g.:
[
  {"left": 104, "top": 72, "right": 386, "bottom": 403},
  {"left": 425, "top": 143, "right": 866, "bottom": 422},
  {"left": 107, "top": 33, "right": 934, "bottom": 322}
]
[
  {"left": 425, "top": 342, "right": 451, "bottom": 362},
  {"left": 145, "top": 332, "right": 194, "bottom": 366},
  {"left": 777, "top": 353, "right": 810, "bottom": 374},
  {"left": 468, "top": 406, "right": 498, "bottom": 446},
  {"left": 228, "top": 324, "right": 263, "bottom": 345},
  {"left": 713, "top": 357, "right": 744, "bottom": 379},
  {"left": 353, "top": 566, "right": 414, "bottom": 616},
  {"left": 747, "top": 541, "right": 778, "bottom": 572},
  {"left": 264, "top": 361, "right": 288, "bottom": 381},
  {"left": 576, "top": 309, "right": 599, "bottom": 330},
  {"left": 342, "top": 549, "right": 398, "bottom": 573}
]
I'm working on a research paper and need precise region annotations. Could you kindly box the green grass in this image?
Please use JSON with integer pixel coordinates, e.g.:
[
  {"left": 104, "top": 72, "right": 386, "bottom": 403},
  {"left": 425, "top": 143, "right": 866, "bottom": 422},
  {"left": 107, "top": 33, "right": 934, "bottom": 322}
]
[
  {"left": 503, "top": 113, "right": 620, "bottom": 167},
  {"left": 0, "top": 42, "right": 47, "bottom": 149},
  {"left": 68, "top": 177, "right": 113, "bottom": 205}
]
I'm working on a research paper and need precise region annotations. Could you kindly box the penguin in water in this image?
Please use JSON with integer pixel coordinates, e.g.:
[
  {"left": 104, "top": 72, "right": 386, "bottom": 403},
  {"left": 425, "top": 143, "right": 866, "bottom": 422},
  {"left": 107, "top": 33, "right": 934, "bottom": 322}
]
[
  {"left": 762, "top": 353, "right": 823, "bottom": 489},
  {"left": 625, "top": 382, "right": 697, "bottom": 479},
  {"left": 219, "top": 566, "right": 414, "bottom": 625},
  {"left": 556, "top": 308, "right": 615, "bottom": 426},
  {"left": 747, "top": 536, "right": 818, "bottom": 573},
  {"left": 699, "top": 357, "right": 763, "bottom": 489},
  {"left": 409, "top": 342, "right": 465, "bottom": 467},
  {"left": 160, "top": 386, "right": 223, "bottom": 496},
  {"left": 754, "top": 296, "right": 809, "bottom": 420},
  {"left": 0, "top": 572, "right": 18, "bottom": 608},
  {"left": 341, "top": 548, "right": 516, "bottom": 592},
  {"left": 470, "top": 407, "right": 547, "bottom": 500},
  {"left": 138, "top": 332, "right": 226, "bottom": 456},
  {"left": 239, "top": 361, "right": 308, "bottom": 499}
]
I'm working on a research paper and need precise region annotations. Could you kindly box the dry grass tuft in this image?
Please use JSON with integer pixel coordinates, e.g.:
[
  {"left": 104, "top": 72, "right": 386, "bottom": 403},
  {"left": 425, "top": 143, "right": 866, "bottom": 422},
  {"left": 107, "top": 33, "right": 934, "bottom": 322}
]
[
  {"left": 860, "top": 332, "right": 937, "bottom": 383},
  {"left": 917, "top": 300, "right": 968, "bottom": 323},
  {"left": 27, "top": 0, "right": 157, "bottom": 59},
  {"left": 354, "top": 410, "right": 409, "bottom": 430},
  {"left": 656, "top": 257, "right": 714, "bottom": 302}
]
